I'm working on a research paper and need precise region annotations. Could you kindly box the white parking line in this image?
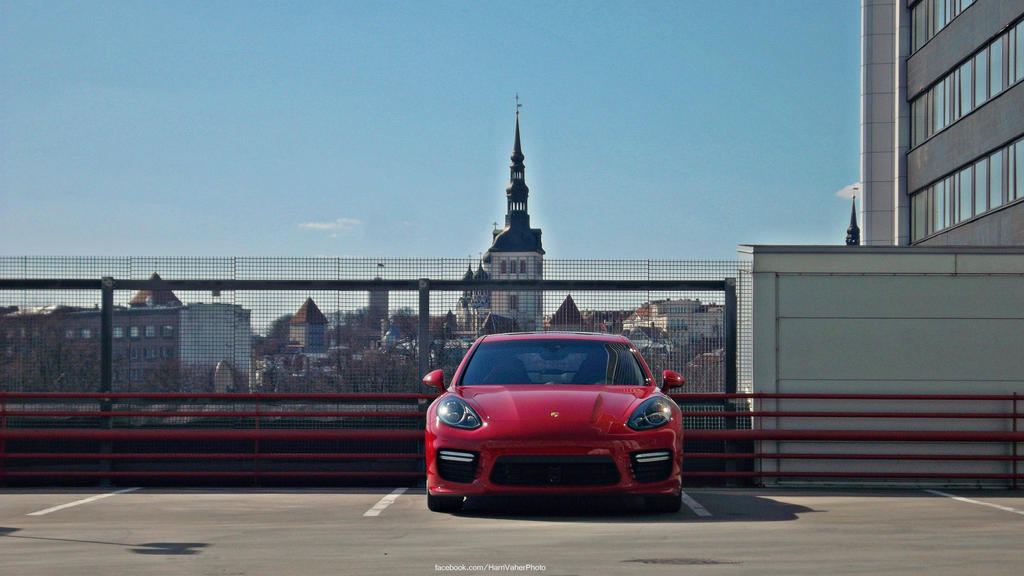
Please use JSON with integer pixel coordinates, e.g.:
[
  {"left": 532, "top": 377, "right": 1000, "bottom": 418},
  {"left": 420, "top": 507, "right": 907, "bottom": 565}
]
[
  {"left": 27, "top": 487, "right": 141, "bottom": 517},
  {"left": 926, "top": 490, "right": 1024, "bottom": 516},
  {"left": 363, "top": 487, "right": 408, "bottom": 517},
  {"left": 680, "top": 490, "right": 712, "bottom": 517}
]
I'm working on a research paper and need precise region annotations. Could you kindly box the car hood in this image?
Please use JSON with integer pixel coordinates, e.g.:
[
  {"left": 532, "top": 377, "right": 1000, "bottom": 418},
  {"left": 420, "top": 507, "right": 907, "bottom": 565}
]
[{"left": 458, "top": 385, "right": 654, "bottom": 424}]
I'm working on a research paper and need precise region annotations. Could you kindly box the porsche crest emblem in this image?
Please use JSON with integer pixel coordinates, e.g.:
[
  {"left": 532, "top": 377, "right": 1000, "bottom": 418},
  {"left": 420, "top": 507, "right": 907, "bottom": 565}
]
[{"left": 550, "top": 411, "right": 559, "bottom": 419}]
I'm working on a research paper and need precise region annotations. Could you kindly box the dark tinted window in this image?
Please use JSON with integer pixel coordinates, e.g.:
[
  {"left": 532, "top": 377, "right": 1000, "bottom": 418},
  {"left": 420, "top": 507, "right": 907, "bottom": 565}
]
[{"left": 460, "top": 339, "right": 648, "bottom": 386}]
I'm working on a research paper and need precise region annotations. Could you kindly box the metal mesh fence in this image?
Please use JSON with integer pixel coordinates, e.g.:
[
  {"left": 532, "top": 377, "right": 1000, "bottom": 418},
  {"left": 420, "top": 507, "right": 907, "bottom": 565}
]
[{"left": 1, "top": 257, "right": 741, "bottom": 395}]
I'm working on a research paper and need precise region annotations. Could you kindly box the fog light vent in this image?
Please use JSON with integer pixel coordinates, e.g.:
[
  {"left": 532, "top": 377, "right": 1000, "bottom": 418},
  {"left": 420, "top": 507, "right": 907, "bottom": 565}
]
[
  {"left": 437, "top": 450, "right": 478, "bottom": 483},
  {"left": 631, "top": 450, "right": 673, "bottom": 483}
]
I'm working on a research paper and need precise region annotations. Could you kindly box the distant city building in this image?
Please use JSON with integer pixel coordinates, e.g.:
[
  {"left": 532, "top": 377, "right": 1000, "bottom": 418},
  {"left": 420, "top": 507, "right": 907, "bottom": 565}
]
[
  {"left": 548, "top": 295, "right": 584, "bottom": 332},
  {"left": 622, "top": 299, "right": 724, "bottom": 342},
  {"left": 457, "top": 262, "right": 492, "bottom": 334},
  {"left": 382, "top": 318, "right": 403, "bottom": 348},
  {"left": 861, "top": 0, "right": 1024, "bottom": 246},
  {"left": 179, "top": 302, "right": 253, "bottom": 377},
  {"left": 289, "top": 298, "right": 327, "bottom": 354},
  {"left": 368, "top": 274, "right": 388, "bottom": 330},
  {"left": 0, "top": 273, "right": 252, "bottom": 391}
]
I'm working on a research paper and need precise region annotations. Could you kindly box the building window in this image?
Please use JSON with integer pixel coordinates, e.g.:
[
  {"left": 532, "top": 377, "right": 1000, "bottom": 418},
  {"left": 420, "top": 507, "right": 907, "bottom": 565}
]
[
  {"left": 1011, "top": 139, "right": 1019, "bottom": 199},
  {"left": 144, "top": 325, "right": 156, "bottom": 338},
  {"left": 130, "top": 326, "right": 140, "bottom": 339},
  {"left": 509, "top": 294, "right": 518, "bottom": 310},
  {"left": 911, "top": 0, "right": 976, "bottom": 55},
  {"left": 131, "top": 348, "right": 139, "bottom": 360},
  {"left": 65, "top": 329, "right": 75, "bottom": 340},
  {"left": 990, "top": 149, "right": 1003, "bottom": 209},
  {"left": 990, "top": 37, "right": 1004, "bottom": 99},
  {"left": 956, "top": 167, "right": 972, "bottom": 223},
  {"left": 1016, "top": 21, "right": 1024, "bottom": 83},
  {"left": 917, "top": 0, "right": 933, "bottom": 52},
  {"left": 959, "top": 58, "right": 972, "bottom": 117},
  {"left": 113, "top": 327, "right": 124, "bottom": 339},
  {"left": 931, "top": 178, "right": 946, "bottom": 232},
  {"left": 520, "top": 260, "right": 526, "bottom": 274},
  {"left": 931, "top": 79, "right": 945, "bottom": 135},
  {"left": 161, "top": 325, "right": 174, "bottom": 338},
  {"left": 80, "top": 328, "right": 91, "bottom": 339},
  {"left": 1011, "top": 24, "right": 1019, "bottom": 85},
  {"left": 912, "top": 98, "right": 927, "bottom": 146},
  {"left": 912, "top": 192, "right": 928, "bottom": 241},
  {"left": 910, "top": 18, "right": 1023, "bottom": 148},
  {"left": 974, "top": 157, "right": 988, "bottom": 214},
  {"left": 911, "top": 136, "right": 1024, "bottom": 242}
]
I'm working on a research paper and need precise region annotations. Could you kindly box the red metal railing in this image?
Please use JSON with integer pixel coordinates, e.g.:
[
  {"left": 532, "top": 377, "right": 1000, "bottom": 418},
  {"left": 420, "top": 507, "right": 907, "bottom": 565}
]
[
  {"left": 0, "top": 392, "right": 434, "bottom": 484},
  {"left": 672, "top": 392, "right": 1023, "bottom": 487},
  {"left": 1, "top": 391, "right": 1021, "bottom": 486}
]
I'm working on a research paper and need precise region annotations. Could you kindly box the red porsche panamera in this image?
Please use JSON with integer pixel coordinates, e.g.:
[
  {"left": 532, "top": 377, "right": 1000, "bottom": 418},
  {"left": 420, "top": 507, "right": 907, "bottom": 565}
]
[{"left": 424, "top": 332, "right": 685, "bottom": 513}]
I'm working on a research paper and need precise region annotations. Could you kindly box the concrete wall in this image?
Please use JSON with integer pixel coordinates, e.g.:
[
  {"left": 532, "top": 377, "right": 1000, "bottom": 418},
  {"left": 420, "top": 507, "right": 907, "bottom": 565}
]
[
  {"left": 861, "top": 0, "right": 901, "bottom": 245},
  {"left": 740, "top": 245, "right": 1024, "bottom": 486}
]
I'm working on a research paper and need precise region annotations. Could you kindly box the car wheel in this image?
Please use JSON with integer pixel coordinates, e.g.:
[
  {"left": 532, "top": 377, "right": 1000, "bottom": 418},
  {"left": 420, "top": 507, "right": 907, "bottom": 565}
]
[
  {"left": 645, "top": 492, "right": 682, "bottom": 514},
  {"left": 427, "top": 493, "right": 464, "bottom": 513}
]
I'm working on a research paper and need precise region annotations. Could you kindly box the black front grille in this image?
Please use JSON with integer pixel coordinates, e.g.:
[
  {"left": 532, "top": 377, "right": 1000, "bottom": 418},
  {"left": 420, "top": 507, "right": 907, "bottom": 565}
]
[
  {"left": 437, "top": 450, "right": 479, "bottom": 483},
  {"left": 490, "top": 455, "right": 620, "bottom": 486},
  {"left": 630, "top": 451, "right": 674, "bottom": 483}
]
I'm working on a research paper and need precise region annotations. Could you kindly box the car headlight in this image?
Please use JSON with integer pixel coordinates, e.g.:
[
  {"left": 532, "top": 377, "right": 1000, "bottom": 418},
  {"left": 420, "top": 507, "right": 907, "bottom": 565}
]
[
  {"left": 436, "top": 397, "right": 482, "bottom": 430},
  {"left": 627, "top": 397, "right": 675, "bottom": 431}
]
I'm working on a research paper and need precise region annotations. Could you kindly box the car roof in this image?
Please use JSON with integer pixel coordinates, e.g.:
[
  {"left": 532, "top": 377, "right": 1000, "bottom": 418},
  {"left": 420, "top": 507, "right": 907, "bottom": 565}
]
[{"left": 478, "top": 332, "right": 631, "bottom": 344}]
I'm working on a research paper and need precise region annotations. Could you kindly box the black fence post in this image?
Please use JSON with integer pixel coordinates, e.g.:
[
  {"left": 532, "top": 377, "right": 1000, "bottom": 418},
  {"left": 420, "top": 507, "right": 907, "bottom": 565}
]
[
  {"left": 724, "top": 278, "right": 737, "bottom": 397},
  {"left": 418, "top": 279, "right": 430, "bottom": 380},
  {"left": 723, "top": 277, "right": 738, "bottom": 484},
  {"left": 100, "top": 277, "right": 114, "bottom": 486},
  {"left": 101, "top": 277, "right": 113, "bottom": 394}
]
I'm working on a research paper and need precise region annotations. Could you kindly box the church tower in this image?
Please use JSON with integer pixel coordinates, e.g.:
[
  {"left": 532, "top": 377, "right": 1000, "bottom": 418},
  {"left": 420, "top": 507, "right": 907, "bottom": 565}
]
[
  {"left": 482, "top": 107, "right": 545, "bottom": 331},
  {"left": 846, "top": 197, "right": 861, "bottom": 246}
]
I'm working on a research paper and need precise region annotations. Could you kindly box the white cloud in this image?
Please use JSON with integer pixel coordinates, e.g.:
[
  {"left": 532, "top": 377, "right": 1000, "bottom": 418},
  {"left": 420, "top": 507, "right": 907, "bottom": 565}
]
[
  {"left": 835, "top": 182, "right": 861, "bottom": 199},
  {"left": 299, "top": 218, "right": 362, "bottom": 232}
]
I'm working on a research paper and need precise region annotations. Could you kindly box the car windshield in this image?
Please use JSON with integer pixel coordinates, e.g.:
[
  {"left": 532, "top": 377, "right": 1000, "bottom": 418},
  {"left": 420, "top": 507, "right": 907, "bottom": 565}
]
[{"left": 459, "top": 339, "right": 649, "bottom": 386}]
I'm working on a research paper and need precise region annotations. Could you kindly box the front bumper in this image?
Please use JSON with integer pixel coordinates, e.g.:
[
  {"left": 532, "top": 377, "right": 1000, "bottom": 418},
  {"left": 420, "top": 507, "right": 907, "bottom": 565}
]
[{"left": 426, "top": 425, "right": 681, "bottom": 497}]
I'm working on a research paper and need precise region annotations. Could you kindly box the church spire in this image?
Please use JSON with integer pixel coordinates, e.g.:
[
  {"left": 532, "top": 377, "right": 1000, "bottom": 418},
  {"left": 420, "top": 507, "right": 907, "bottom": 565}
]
[
  {"left": 846, "top": 197, "right": 861, "bottom": 246},
  {"left": 512, "top": 102, "right": 524, "bottom": 165},
  {"left": 484, "top": 98, "right": 544, "bottom": 258},
  {"left": 505, "top": 100, "right": 529, "bottom": 229}
]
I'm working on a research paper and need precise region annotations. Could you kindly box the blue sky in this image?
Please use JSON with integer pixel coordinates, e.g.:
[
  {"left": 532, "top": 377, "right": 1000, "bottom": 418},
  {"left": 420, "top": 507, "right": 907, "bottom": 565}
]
[{"left": 1, "top": 0, "right": 860, "bottom": 261}]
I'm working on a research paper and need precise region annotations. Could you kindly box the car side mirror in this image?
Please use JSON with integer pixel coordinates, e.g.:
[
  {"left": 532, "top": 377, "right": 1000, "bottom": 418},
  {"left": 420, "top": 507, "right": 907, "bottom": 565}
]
[
  {"left": 422, "top": 369, "right": 446, "bottom": 392},
  {"left": 661, "top": 370, "right": 685, "bottom": 390}
]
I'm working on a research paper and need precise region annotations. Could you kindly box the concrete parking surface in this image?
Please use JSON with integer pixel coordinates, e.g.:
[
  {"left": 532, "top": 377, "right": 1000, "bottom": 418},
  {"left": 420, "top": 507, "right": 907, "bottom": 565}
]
[{"left": 1, "top": 487, "right": 1021, "bottom": 575}]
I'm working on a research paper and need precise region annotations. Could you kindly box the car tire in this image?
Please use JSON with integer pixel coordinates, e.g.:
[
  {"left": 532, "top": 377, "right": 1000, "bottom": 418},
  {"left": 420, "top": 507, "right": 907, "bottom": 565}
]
[
  {"left": 645, "top": 492, "right": 682, "bottom": 514},
  {"left": 427, "top": 493, "right": 464, "bottom": 513}
]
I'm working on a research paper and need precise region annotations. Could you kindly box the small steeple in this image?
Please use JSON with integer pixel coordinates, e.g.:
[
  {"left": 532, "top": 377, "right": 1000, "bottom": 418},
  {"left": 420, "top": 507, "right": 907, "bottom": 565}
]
[
  {"left": 512, "top": 104, "right": 524, "bottom": 164},
  {"left": 846, "top": 197, "right": 861, "bottom": 246}
]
